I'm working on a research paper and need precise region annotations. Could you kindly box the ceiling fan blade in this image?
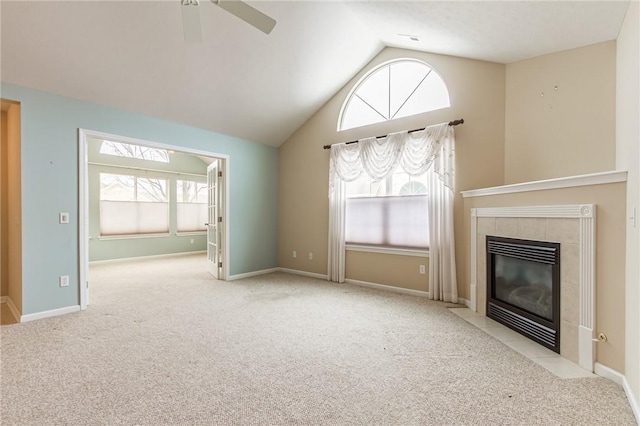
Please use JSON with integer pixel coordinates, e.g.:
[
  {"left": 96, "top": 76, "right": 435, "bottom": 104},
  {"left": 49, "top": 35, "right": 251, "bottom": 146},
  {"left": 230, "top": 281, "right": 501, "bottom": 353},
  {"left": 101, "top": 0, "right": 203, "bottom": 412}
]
[
  {"left": 214, "top": 0, "right": 276, "bottom": 35},
  {"left": 181, "top": 0, "right": 203, "bottom": 43}
]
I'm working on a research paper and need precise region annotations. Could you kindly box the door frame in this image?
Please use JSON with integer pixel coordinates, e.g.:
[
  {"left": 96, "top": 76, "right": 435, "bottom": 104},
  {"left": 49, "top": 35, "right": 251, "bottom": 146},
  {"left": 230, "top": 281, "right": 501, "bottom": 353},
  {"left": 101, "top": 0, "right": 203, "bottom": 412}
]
[{"left": 78, "top": 128, "right": 230, "bottom": 310}]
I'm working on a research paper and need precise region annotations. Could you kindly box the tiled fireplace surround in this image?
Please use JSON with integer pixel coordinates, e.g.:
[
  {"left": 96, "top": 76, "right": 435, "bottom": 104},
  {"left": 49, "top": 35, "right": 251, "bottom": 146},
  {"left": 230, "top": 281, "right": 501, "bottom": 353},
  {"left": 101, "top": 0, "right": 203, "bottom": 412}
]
[{"left": 469, "top": 205, "right": 595, "bottom": 371}]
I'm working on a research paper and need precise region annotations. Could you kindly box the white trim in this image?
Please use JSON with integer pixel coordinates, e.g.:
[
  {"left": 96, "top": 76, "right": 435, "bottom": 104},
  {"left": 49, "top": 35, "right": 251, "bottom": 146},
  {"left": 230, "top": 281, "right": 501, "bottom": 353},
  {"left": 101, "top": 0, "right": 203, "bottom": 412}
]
[
  {"left": 336, "top": 58, "right": 450, "bottom": 132},
  {"left": 79, "top": 129, "right": 89, "bottom": 309},
  {"left": 20, "top": 305, "right": 81, "bottom": 323},
  {"left": 88, "top": 161, "right": 207, "bottom": 178},
  {"left": 89, "top": 250, "right": 206, "bottom": 265},
  {"left": 79, "top": 128, "right": 231, "bottom": 310},
  {"left": 221, "top": 158, "right": 231, "bottom": 282},
  {"left": 227, "top": 268, "right": 280, "bottom": 281},
  {"left": 578, "top": 326, "right": 595, "bottom": 371},
  {"left": 625, "top": 376, "right": 640, "bottom": 424},
  {"left": 461, "top": 171, "right": 627, "bottom": 198},
  {"left": 594, "top": 362, "right": 625, "bottom": 386},
  {"left": 469, "top": 208, "right": 478, "bottom": 312},
  {"left": 475, "top": 204, "right": 595, "bottom": 219},
  {"left": 470, "top": 204, "right": 596, "bottom": 371},
  {"left": 594, "top": 363, "right": 640, "bottom": 423},
  {"left": 1, "top": 297, "right": 21, "bottom": 323},
  {"left": 79, "top": 129, "right": 231, "bottom": 159},
  {"left": 278, "top": 268, "right": 328, "bottom": 280},
  {"left": 344, "top": 278, "right": 430, "bottom": 298},
  {"left": 236, "top": 268, "right": 433, "bottom": 299},
  {"left": 458, "top": 297, "right": 472, "bottom": 309},
  {"left": 175, "top": 232, "right": 207, "bottom": 237},
  {"left": 346, "top": 244, "right": 429, "bottom": 257},
  {"left": 98, "top": 233, "right": 171, "bottom": 241}
]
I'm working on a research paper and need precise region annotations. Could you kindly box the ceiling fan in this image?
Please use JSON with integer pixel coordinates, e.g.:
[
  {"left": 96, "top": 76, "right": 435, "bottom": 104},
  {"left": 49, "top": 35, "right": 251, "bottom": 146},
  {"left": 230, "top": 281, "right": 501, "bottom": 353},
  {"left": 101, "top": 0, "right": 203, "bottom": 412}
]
[{"left": 181, "top": 0, "right": 276, "bottom": 42}]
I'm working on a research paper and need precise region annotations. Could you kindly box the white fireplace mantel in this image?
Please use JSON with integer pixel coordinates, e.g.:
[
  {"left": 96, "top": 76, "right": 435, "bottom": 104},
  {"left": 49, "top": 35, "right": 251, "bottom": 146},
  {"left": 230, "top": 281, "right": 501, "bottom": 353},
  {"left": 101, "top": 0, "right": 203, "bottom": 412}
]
[{"left": 469, "top": 204, "right": 595, "bottom": 371}]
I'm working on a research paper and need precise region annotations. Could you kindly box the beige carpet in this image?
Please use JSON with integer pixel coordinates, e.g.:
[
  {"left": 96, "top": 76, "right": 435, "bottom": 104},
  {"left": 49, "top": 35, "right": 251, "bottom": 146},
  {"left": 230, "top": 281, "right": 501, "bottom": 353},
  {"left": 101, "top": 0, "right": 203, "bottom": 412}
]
[{"left": 1, "top": 254, "right": 636, "bottom": 425}]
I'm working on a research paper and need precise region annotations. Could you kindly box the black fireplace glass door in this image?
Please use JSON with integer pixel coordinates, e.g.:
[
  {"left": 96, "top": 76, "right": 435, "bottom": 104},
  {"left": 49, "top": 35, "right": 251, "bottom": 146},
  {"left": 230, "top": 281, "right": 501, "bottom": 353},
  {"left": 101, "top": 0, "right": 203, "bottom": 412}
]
[{"left": 492, "top": 254, "right": 554, "bottom": 321}]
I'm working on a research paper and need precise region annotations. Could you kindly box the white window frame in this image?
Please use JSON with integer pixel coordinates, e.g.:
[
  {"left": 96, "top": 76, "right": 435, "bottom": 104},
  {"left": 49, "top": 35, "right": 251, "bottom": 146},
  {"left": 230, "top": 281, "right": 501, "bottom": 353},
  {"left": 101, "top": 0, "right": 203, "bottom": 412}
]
[
  {"left": 176, "top": 179, "right": 208, "bottom": 234},
  {"left": 100, "top": 140, "right": 170, "bottom": 163},
  {"left": 338, "top": 58, "right": 450, "bottom": 131},
  {"left": 345, "top": 172, "right": 429, "bottom": 255},
  {"left": 99, "top": 172, "right": 170, "bottom": 237}
]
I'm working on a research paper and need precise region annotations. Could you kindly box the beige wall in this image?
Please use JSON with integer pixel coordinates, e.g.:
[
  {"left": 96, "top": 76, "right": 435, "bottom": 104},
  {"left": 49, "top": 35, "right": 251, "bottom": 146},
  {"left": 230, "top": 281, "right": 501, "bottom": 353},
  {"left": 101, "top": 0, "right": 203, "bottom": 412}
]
[
  {"left": 1, "top": 110, "right": 7, "bottom": 297},
  {"left": 616, "top": 0, "right": 640, "bottom": 413},
  {"left": 505, "top": 42, "right": 616, "bottom": 184},
  {"left": 4, "top": 101, "right": 22, "bottom": 314},
  {"left": 463, "top": 182, "right": 626, "bottom": 373},
  {"left": 278, "top": 47, "right": 505, "bottom": 292},
  {"left": 346, "top": 252, "right": 429, "bottom": 292}
]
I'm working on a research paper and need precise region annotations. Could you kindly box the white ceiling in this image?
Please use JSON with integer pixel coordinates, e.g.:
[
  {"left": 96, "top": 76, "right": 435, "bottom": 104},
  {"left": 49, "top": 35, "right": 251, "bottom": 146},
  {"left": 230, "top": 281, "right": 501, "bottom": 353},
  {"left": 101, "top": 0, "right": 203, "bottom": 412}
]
[{"left": 1, "top": 1, "right": 630, "bottom": 147}]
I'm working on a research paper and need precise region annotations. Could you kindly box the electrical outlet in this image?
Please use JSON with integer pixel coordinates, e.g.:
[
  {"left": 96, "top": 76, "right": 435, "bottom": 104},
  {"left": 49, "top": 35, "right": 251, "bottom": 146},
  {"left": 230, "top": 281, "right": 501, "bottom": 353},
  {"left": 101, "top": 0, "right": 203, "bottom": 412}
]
[
  {"left": 59, "top": 275, "right": 69, "bottom": 287},
  {"left": 293, "top": 250, "right": 297, "bottom": 258},
  {"left": 419, "top": 265, "right": 426, "bottom": 275},
  {"left": 59, "top": 212, "right": 69, "bottom": 224},
  {"left": 190, "top": 238, "right": 194, "bottom": 244},
  {"left": 308, "top": 252, "right": 313, "bottom": 260}
]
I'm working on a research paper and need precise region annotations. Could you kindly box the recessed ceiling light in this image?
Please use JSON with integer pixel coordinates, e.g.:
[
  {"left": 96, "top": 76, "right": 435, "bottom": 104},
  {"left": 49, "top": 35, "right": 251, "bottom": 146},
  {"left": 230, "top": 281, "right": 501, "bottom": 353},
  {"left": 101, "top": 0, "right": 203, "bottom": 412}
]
[{"left": 398, "top": 34, "right": 421, "bottom": 42}]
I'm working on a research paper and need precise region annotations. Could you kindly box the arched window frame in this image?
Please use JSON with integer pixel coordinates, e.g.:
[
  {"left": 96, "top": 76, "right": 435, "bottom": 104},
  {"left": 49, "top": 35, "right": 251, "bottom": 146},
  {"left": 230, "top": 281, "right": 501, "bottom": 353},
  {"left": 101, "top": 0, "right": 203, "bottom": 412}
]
[{"left": 337, "top": 58, "right": 451, "bottom": 131}]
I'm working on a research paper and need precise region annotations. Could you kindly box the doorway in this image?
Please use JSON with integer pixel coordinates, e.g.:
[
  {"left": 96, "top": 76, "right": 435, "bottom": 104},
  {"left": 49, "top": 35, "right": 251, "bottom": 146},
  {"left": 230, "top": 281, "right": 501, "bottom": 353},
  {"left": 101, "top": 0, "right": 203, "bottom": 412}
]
[
  {"left": 78, "top": 129, "right": 229, "bottom": 310},
  {"left": 1, "top": 99, "right": 22, "bottom": 324}
]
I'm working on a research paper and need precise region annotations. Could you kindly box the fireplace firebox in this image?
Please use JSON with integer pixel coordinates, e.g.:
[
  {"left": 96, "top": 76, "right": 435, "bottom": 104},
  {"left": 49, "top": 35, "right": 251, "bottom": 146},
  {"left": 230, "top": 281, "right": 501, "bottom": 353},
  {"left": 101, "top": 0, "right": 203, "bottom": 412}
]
[{"left": 486, "top": 236, "right": 560, "bottom": 353}]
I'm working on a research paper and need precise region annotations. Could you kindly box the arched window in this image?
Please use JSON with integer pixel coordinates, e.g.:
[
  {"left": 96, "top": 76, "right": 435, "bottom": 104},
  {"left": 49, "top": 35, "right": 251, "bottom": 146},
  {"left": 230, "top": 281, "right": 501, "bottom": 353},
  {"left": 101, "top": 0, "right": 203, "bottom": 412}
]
[{"left": 338, "top": 59, "right": 450, "bottom": 131}]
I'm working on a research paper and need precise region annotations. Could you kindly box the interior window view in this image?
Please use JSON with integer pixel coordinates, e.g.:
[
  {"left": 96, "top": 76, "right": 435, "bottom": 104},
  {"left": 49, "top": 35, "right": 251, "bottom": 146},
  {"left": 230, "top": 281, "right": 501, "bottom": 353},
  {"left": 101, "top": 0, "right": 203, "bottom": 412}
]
[{"left": 1, "top": 1, "right": 639, "bottom": 424}]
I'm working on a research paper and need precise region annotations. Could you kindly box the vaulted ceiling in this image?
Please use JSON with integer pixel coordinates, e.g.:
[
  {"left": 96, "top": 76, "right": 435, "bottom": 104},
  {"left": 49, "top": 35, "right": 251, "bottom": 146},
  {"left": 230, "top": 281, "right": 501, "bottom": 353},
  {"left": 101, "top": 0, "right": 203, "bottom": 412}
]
[{"left": 0, "top": 1, "right": 630, "bottom": 147}]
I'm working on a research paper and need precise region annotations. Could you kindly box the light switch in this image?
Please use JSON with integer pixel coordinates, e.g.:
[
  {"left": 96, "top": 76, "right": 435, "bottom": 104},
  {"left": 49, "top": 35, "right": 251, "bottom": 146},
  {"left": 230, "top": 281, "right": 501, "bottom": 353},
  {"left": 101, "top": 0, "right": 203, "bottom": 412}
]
[{"left": 59, "top": 212, "right": 69, "bottom": 224}]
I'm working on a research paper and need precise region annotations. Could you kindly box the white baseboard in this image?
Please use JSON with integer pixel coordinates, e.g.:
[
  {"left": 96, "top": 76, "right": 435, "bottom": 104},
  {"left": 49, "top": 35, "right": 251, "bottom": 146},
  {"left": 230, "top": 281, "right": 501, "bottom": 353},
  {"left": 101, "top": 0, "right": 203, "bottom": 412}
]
[
  {"left": 594, "top": 363, "right": 640, "bottom": 423},
  {"left": 276, "top": 269, "right": 431, "bottom": 298},
  {"left": 20, "top": 305, "right": 81, "bottom": 323},
  {"left": 278, "top": 268, "right": 328, "bottom": 280},
  {"left": 595, "top": 362, "right": 625, "bottom": 386},
  {"left": 89, "top": 250, "right": 206, "bottom": 265},
  {"left": 624, "top": 376, "right": 640, "bottom": 425},
  {"left": 228, "top": 267, "right": 328, "bottom": 281},
  {"left": 344, "top": 278, "right": 430, "bottom": 298},
  {"left": 227, "top": 268, "right": 280, "bottom": 281},
  {"left": 1, "top": 297, "right": 21, "bottom": 323},
  {"left": 457, "top": 297, "right": 471, "bottom": 309}
]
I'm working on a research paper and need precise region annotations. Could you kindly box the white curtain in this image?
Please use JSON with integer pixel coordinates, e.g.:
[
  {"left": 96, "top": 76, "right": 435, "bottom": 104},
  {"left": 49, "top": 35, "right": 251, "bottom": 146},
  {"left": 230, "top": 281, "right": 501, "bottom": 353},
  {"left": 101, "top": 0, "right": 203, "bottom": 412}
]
[{"left": 327, "top": 122, "right": 457, "bottom": 302}]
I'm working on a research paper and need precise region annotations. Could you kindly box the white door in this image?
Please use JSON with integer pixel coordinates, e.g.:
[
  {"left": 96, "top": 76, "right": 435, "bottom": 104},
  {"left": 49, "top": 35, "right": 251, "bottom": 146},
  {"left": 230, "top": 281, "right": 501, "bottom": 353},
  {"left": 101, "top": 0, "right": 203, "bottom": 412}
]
[{"left": 207, "top": 161, "right": 220, "bottom": 278}]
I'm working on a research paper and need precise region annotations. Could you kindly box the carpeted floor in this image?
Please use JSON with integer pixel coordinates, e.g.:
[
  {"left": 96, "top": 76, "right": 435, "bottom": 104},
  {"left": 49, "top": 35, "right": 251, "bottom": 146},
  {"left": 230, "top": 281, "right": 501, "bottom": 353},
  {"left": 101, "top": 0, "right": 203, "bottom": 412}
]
[{"left": 1, "top": 253, "right": 636, "bottom": 425}]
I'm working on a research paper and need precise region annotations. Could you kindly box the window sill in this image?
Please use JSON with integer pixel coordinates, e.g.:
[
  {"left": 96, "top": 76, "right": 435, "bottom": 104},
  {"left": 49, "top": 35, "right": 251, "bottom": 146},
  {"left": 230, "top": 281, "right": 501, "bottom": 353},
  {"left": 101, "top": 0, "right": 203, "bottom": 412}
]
[
  {"left": 346, "top": 245, "right": 429, "bottom": 257},
  {"left": 99, "top": 233, "right": 170, "bottom": 241},
  {"left": 175, "top": 232, "right": 206, "bottom": 236}
]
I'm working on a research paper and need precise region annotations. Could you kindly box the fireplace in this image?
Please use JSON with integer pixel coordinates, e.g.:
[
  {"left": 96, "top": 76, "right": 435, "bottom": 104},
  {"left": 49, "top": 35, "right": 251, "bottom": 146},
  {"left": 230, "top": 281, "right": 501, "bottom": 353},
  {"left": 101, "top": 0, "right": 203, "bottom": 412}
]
[{"left": 486, "top": 236, "right": 561, "bottom": 353}]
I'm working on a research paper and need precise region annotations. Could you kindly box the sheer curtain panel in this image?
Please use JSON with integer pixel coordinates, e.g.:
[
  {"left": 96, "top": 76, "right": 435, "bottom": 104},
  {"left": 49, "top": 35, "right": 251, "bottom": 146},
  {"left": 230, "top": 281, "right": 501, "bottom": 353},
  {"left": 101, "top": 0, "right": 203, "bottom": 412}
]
[{"left": 327, "top": 122, "right": 457, "bottom": 302}]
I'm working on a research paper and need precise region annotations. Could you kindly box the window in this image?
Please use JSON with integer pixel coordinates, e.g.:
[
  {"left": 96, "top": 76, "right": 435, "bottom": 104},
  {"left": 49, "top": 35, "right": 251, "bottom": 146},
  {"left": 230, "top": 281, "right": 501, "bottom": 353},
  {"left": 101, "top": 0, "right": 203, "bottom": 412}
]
[
  {"left": 176, "top": 180, "right": 207, "bottom": 232},
  {"left": 345, "top": 170, "right": 429, "bottom": 249},
  {"left": 100, "top": 141, "right": 170, "bottom": 163},
  {"left": 339, "top": 59, "right": 450, "bottom": 131},
  {"left": 100, "top": 173, "right": 169, "bottom": 236}
]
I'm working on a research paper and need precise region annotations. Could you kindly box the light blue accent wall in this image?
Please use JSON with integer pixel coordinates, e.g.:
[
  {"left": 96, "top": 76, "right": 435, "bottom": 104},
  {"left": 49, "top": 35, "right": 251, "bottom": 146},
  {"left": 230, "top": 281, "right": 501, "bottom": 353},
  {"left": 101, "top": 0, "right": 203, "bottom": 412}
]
[{"left": 1, "top": 83, "right": 279, "bottom": 315}]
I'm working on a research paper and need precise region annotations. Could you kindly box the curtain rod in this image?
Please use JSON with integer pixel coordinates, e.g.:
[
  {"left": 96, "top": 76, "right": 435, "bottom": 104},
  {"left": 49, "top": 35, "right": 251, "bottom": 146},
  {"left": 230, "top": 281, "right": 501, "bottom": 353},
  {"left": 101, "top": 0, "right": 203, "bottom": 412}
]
[{"left": 322, "top": 119, "right": 464, "bottom": 150}]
